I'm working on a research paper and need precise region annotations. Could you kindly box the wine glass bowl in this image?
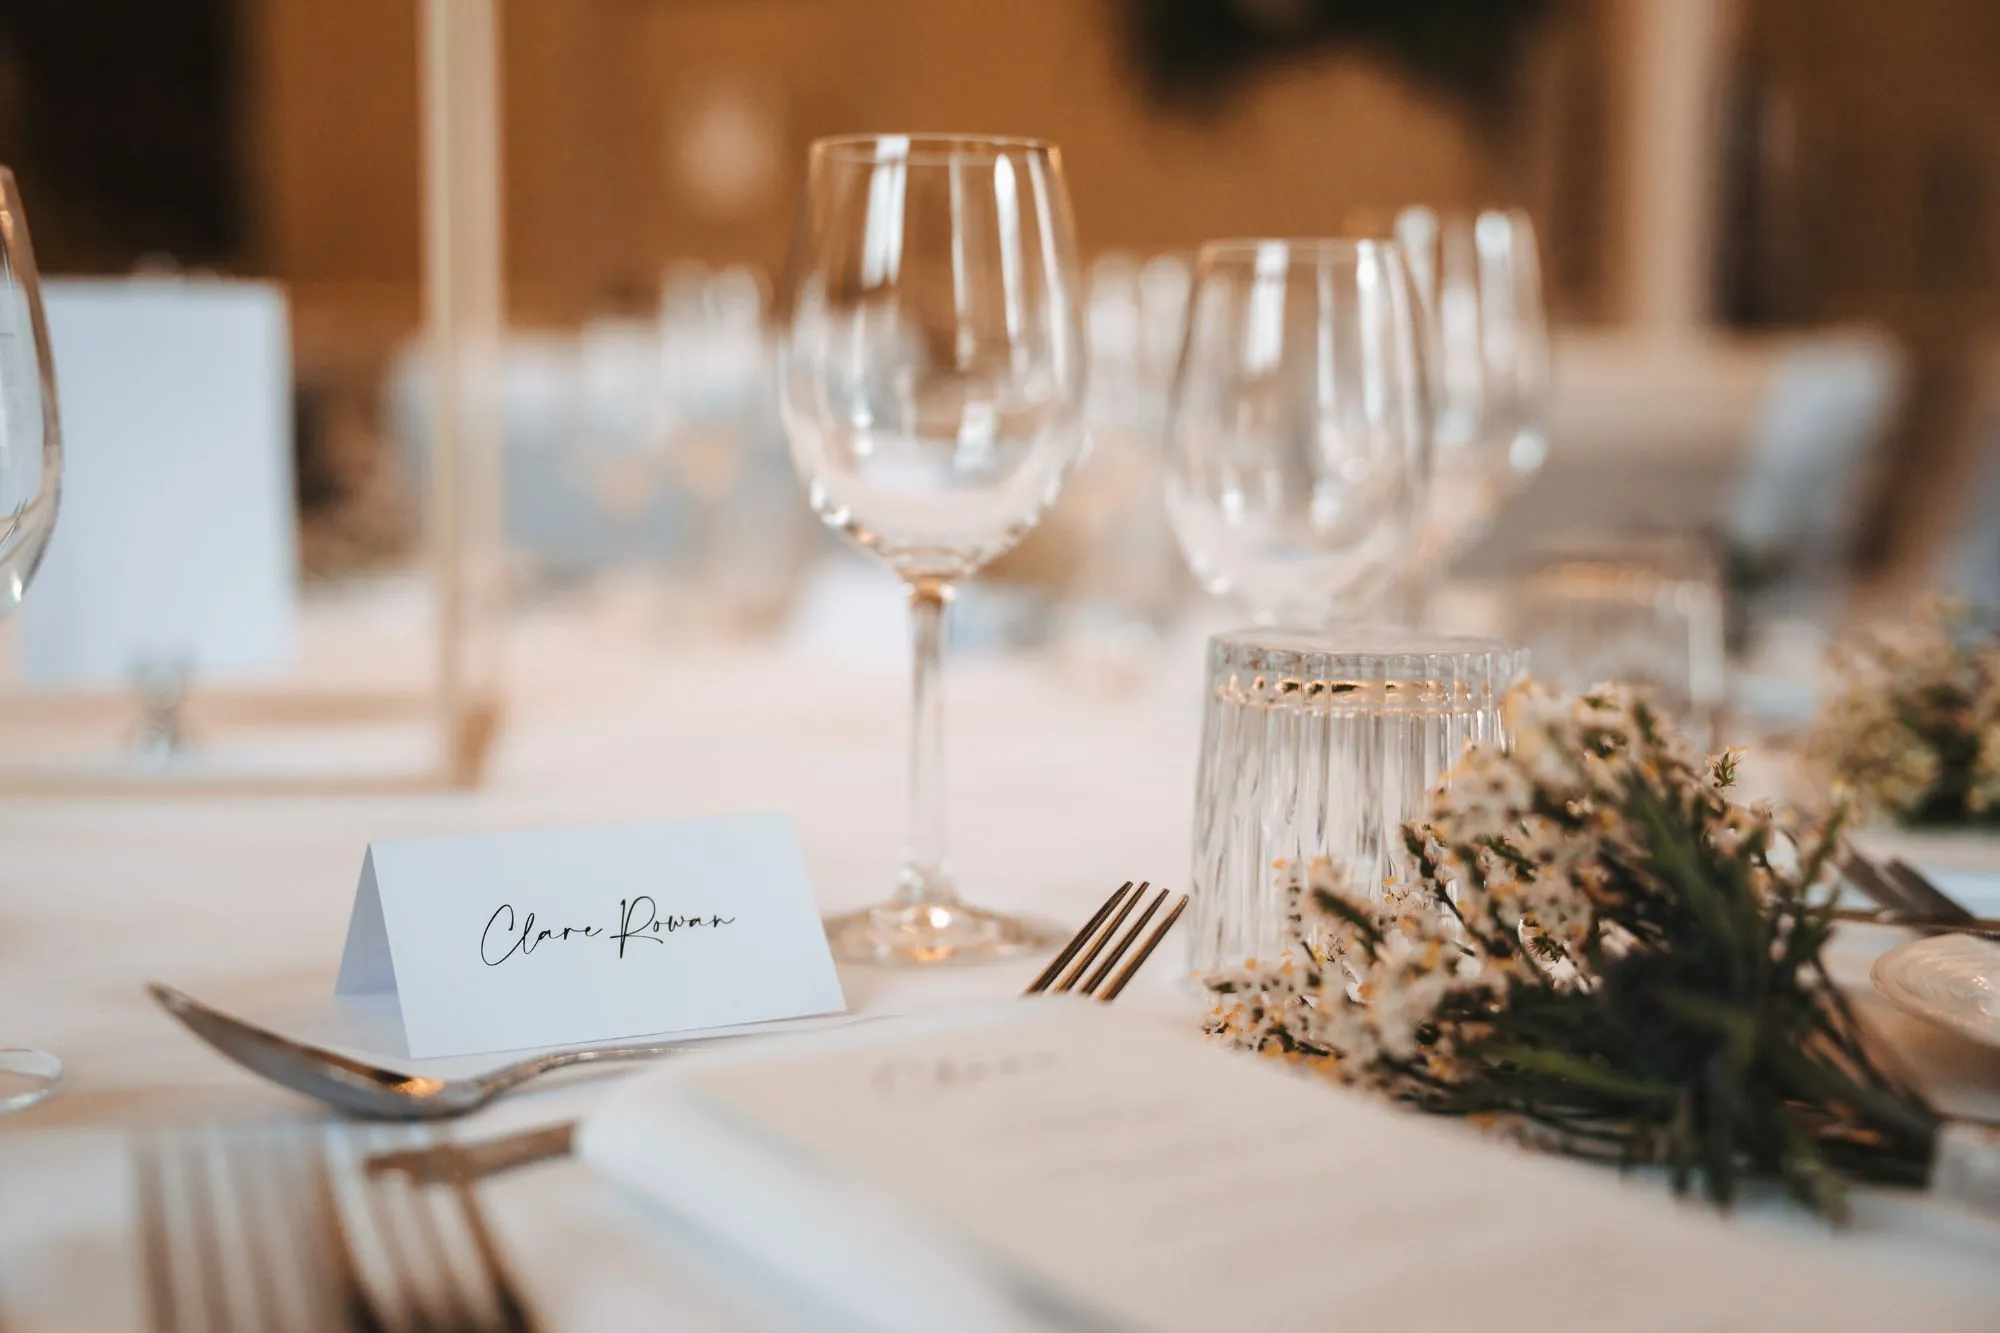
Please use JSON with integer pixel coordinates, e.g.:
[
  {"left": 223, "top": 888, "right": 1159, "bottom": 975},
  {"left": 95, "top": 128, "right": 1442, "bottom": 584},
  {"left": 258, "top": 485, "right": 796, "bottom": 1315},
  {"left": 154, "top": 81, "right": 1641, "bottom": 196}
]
[
  {"left": 779, "top": 134, "right": 1086, "bottom": 964},
  {"left": 783, "top": 134, "right": 1085, "bottom": 587},
  {"left": 1165, "top": 239, "right": 1425, "bottom": 627},
  {"left": 0, "top": 173, "right": 60, "bottom": 616},
  {"left": 0, "top": 165, "right": 65, "bottom": 1114},
  {"left": 1393, "top": 206, "right": 1550, "bottom": 572}
]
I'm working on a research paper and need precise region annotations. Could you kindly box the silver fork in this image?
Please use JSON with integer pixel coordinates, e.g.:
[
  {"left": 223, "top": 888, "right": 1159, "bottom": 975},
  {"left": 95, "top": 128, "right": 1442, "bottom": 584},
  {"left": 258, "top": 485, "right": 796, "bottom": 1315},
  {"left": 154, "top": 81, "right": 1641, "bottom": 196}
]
[
  {"left": 329, "top": 1129, "right": 537, "bottom": 1333},
  {"left": 1023, "top": 880, "right": 1188, "bottom": 1000},
  {"left": 135, "top": 1127, "right": 373, "bottom": 1333},
  {"left": 371, "top": 880, "right": 1191, "bottom": 1187},
  {"left": 136, "top": 1127, "right": 535, "bottom": 1333},
  {"left": 1836, "top": 849, "right": 1994, "bottom": 930}
]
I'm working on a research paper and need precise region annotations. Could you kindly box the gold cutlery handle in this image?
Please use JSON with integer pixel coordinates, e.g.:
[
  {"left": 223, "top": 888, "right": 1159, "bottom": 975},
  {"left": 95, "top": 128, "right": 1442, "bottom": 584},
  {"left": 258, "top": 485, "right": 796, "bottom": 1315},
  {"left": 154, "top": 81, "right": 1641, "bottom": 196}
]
[{"left": 367, "top": 1121, "right": 577, "bottom": 1185}]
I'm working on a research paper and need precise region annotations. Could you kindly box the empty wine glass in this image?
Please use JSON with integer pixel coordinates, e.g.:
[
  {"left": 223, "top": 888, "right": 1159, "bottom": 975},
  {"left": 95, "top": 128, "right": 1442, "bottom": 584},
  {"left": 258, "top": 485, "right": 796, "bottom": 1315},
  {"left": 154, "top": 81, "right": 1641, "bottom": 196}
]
[
  {"left": 1394, "top": 207, "right": 1551, "bottom": 591},
  {"left": 779, "top": 134, "right": 1086, "bottom": 964},
  {"left": 0, "top": 167, "right": 65, "bottom": 1114},
  {"left": 1166, "top": 239, "right": 1426, "bottom": 625}
]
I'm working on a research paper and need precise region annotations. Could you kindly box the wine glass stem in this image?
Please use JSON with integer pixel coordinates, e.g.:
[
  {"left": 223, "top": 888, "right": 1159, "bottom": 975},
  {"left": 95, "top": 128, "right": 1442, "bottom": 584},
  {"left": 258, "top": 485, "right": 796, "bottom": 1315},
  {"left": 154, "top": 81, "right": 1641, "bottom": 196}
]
[{"left": 898, "top": 578, "right": 957, "bottom": 907}]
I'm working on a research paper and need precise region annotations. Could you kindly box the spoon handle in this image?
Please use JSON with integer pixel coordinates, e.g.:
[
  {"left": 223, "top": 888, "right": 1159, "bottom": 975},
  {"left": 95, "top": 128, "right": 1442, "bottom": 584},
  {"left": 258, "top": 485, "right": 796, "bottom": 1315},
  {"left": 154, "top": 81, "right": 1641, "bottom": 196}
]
[
  {"left": 481, "top": 1038, "right": 719, "bottom": 1096},
  {"left": 481, "top": 1013, "right": 888, "bottom": 1099}
]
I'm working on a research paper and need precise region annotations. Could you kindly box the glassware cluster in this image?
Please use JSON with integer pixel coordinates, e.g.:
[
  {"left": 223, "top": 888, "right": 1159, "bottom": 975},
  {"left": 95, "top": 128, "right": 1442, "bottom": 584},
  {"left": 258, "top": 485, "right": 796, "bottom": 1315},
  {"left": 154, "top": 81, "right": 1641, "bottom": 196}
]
[
  {"left": 388, "top": 260, "right": 810, "bottom": 636},
  {"left": 769, "top": 128, "right": 1559, "bottom": 967}
]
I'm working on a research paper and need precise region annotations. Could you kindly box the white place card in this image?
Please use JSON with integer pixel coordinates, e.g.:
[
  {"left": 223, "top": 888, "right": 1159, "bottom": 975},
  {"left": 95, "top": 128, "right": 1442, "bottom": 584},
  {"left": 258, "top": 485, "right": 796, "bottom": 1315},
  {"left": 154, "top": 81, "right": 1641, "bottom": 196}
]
[
  {"left": 21, "top": 278, "right": 296, "bottom": 688},
  {"left": 581, "top": 1004, "right": 1994, "bottom": 1333},
  {"left": 335, "top": 813, "right": 845, "bottom": 1058}
]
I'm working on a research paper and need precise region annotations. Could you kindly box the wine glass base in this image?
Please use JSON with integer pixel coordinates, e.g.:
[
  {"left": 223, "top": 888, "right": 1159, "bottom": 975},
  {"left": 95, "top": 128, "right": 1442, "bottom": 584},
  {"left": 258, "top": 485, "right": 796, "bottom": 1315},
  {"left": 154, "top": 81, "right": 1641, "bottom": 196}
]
[
  {"left": 0, "top": 1048, "right": 63, "bottom": 1116},
  {"left": 825, "top": 900, "right": 1067, "bottom": 966}
]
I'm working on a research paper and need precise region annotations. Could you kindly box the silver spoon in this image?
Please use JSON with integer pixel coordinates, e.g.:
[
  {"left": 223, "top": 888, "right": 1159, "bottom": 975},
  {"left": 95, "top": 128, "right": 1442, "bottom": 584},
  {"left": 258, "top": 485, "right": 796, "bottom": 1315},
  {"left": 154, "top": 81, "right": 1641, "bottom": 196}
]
[
  {"left": 148, "top": 882, "right": 1183, "bottom": 1121},
  {"left": 146, "top": 982, "right": 810, "bottom": 1120}
]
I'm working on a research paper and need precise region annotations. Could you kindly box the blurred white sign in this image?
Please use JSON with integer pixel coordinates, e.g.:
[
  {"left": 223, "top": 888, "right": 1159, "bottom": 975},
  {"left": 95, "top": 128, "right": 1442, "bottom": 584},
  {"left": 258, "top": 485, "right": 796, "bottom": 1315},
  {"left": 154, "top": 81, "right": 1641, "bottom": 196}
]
[{"left": 19, "top": 278, "right": 296, "bottom": 688}]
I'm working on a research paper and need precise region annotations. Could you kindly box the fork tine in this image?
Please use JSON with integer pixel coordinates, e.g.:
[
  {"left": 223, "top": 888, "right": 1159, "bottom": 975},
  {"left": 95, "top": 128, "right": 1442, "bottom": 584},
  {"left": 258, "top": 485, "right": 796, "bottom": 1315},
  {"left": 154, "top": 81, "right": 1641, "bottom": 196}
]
[
  {"left": 350, "top": 1131, "right": 446, "bottom": 1333},
  {"left": 1078, "top": 888, "right": 1167, "bottom": 996},
  {"left": 1840, "top": 849, "right": 1930, "bottom": 920},
  {"left": 224, "top": 1133, "right": 294, "bottom": 1333},
  {"left": 1023, "top": 882, "right": 1133, "bottom": 996},
  {"left": 134, "top": 1140, "right": 181, "bottom": 1333},
  {"left": 1098, "top": 895, "right": 1188, "bottom": 1001},
  {"left": 180, "top": 1135, "right": 235, "bottom": 1333},
  {"left": 307, "top": 1138, "right": 389, "bottom": 1333},
  {"left": 398, "top": 1128, "right": 488, "bottom": 1328},
  {"left": 397, "top": 1171, "right": 479, "bottom": 1331},
  {"left": 450, "top": 1180, "right": 539, "bottom": 1333},
  {"left": 1885, "top": 858, "right": 1978, "bottom": 924},
  {"left": 1052, "top": 882, "right": 1148, "bottom": 993}
]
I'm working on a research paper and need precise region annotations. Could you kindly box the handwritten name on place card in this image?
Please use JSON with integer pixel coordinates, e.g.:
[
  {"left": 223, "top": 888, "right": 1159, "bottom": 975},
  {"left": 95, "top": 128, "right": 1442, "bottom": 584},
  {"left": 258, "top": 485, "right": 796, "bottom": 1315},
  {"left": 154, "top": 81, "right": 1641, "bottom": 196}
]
[
  {"left": 480, "top": 899, "right": 737, "bottom": 967},
  {"left": 336, "top": 814, "right": 845, "bottom": 1058}
]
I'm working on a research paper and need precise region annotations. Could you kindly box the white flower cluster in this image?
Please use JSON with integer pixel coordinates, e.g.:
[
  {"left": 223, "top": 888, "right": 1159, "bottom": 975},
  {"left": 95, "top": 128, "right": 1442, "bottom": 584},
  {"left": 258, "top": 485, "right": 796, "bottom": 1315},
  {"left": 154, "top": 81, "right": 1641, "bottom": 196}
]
[
  {"left": 1207, "top": 684, "right": 1774, "bottom": 1094},
  {"left": 1809, "top": 604, "right": 2000, "bottom": 825},
  {"left": 1204, "top": 862, "right": 1484, "bottom": 1089}
]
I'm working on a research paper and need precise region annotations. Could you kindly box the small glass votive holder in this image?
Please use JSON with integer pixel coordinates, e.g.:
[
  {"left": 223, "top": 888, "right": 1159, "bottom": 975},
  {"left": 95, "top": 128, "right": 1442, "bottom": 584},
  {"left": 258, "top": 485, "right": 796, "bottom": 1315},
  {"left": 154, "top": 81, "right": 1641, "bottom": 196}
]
[{"left": 1187, "top": 627, "right": 1525, "bottom": 978}]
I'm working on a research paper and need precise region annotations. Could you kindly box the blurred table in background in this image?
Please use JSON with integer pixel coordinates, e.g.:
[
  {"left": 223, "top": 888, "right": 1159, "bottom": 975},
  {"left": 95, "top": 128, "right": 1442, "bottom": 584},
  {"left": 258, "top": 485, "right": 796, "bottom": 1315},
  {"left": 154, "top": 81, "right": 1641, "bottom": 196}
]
[{"left": 1471, "top": 326, "right": 1905, "bottom": 581}]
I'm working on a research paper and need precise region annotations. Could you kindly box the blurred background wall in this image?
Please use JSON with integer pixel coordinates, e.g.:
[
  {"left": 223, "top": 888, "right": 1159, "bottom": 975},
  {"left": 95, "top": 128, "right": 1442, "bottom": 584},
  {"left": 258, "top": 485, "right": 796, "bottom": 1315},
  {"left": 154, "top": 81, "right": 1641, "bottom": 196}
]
[
  {"left": 0, "top": 0, "right": 1603, "bottom": 323},
  {"left": 1716, "top": 0, "right": 2000, "bottom": 569},
  {"left": 0, "top": 0, "right": 1996, "bottom": 581}
]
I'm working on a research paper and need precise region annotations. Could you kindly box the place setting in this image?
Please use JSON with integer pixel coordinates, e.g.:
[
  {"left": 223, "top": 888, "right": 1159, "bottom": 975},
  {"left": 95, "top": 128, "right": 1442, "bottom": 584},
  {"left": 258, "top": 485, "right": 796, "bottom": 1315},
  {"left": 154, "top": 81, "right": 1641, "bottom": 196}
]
[{"left": 8, "top": 4, "right": 2000, "bottom": 1330}]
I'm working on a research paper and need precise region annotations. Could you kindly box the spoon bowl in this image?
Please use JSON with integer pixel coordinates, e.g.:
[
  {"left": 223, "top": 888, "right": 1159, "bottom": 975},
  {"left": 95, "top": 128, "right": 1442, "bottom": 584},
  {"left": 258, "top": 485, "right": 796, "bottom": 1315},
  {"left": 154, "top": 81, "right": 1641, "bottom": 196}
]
[{"left": 147, "top": 983, "right": 761, "bottom": 1120}]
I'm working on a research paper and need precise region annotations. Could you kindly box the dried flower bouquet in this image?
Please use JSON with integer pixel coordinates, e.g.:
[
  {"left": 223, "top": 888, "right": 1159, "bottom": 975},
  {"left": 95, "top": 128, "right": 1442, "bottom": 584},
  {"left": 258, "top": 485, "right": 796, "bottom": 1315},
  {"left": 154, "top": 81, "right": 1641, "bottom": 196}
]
[{"left": 1208, "top": 688, "right": 1938, "bottom": 1220}]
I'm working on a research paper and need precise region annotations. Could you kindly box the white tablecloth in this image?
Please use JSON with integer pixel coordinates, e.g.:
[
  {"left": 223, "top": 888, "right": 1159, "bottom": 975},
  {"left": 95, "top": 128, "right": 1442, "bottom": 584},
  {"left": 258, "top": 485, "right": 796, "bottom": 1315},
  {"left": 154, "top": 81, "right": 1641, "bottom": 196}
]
[{"left": 4, "top": 595, "right": 2000, "bottom": 1331}]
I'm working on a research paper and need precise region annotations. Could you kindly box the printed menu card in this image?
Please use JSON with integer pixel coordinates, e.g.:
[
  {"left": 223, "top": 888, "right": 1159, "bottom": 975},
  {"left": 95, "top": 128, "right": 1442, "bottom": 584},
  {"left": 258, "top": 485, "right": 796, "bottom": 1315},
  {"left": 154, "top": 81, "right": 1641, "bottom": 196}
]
[{"left": 581, "top": 1002, "right": 1989, "bottom": 1333}]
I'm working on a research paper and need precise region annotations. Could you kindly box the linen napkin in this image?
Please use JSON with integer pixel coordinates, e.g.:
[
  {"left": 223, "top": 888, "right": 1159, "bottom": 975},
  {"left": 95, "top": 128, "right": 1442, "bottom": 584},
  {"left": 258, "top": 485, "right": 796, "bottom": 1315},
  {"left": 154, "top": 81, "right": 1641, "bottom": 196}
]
[{"left": 579, "top": 1000, "right": 1996, "bottom": 1333}]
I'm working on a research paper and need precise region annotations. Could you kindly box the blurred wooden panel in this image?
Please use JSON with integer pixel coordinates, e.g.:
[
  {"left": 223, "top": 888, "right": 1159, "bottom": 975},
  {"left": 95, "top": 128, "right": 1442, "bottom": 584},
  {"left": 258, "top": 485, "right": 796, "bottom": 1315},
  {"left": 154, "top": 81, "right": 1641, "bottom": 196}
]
[
  {"left": 246, "top": 0, "right": 1571, "bottom": 329},
  {"left": 1746, "top": 0, "right": 2000, "bottom": 321},
  {"left": 1517, "top": 0, "right": 1617, "bottom": 318},
  {"left": 246, "top": 0, "right": 421, "bottom": 289},
  {"left": 787, "top": 0, "right": 1500, "bottom": 255},
  {"left": 1732, "top": 0, "right": 2000, "bottom": 578}
]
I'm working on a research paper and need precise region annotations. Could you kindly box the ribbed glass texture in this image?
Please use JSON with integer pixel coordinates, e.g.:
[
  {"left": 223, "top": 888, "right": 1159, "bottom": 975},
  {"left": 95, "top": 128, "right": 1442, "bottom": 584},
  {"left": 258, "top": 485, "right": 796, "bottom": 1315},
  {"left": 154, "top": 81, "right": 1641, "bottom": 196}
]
[{"left": 1188, "top": 628, "right": 1525, "bottom": 977}]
